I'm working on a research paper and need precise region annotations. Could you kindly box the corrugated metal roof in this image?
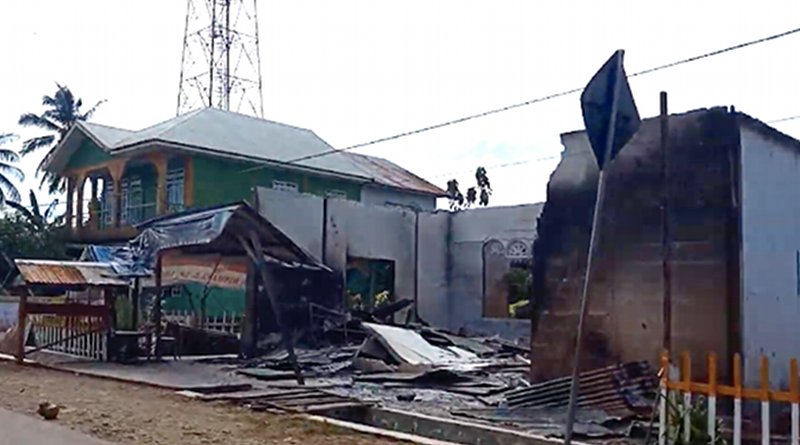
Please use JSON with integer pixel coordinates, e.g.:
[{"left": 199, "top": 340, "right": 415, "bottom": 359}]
[
  {"left": 81, "top": 122, "right": 135, "bottom": 147},
  {"left": 47, "top": 108, "right": 444, "bottom": 196},
  {"left": 348, "top": 153, "right": 446, "bottom": 196},
  {"left": 14, "top": 259, "right": 127, "bottom": 287},
  {"left": 504, "top": 361, "right": 658, "bottom": 417}
]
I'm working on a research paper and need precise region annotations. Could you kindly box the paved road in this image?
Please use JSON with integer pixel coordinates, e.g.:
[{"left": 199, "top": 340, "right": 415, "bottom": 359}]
[{"left": 0, "top": 407, "right": 114, "bottom": 445}]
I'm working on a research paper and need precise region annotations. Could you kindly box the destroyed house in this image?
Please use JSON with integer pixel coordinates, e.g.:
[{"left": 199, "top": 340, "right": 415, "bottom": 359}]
[
  {"left": 531, "top": 106, "right": 800, "bottom": 389},
  {"left": 43, "top": 107, "right": 445, "bottom": 244}
]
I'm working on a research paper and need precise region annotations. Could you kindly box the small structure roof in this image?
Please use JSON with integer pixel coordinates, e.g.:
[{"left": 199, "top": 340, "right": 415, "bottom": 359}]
[{"left": 13, "top": 259, "right": 127, "bottom": 287}]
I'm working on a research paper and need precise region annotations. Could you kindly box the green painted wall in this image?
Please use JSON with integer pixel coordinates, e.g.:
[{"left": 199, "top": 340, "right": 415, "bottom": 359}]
[
  {"left": 162, "top": 284, "right": 245, "bottom": 317},
  {"left": 191, "top": 155, "right": 362, "bottom": 207},
  {"left": 64, "top": 138, "right": 111, "bottom": 171}
]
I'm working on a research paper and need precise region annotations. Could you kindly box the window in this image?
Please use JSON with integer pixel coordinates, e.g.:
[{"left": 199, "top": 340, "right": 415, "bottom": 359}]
[
  {"left": 482, "top": 239, "right": 533, "bottom": 319},
  {"left": 272, "top": 180, "right": 298, "bottom": 193},
  {"left": 326, "top": 189, "right": 347, "bottom": 199},
  {"left": 345, "top": 258, "right": 395, "bottom": 315},
  {"left": 120, "top": 177, "right": 143, "bottom": 225},
  {"left": 166, "top": 167, "right": 185, "bottom": 212}
]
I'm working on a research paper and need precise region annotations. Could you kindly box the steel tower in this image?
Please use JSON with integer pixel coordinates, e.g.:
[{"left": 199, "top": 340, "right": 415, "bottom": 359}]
[{"left": 176, "top": 0, "right": 263, "bottom": 117}]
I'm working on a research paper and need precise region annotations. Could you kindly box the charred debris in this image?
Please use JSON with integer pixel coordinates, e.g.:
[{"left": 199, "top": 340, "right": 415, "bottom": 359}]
[{"left": 195, "top": 297, "right": 659, "bottom": 440}]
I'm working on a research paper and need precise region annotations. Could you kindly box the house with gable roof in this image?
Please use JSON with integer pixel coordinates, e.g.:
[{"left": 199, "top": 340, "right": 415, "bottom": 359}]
[{"left": 44, "top": 107, "right": 445, "bottom": 244}]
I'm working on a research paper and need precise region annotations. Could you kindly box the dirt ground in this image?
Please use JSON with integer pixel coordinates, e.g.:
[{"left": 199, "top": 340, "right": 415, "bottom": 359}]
[{"left": 0, "top": 362, "right": 399, "bottom": 445}]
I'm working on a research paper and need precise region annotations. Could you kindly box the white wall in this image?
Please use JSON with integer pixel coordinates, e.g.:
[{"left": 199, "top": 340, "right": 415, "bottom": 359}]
[
  {"left": 740, "top": 125, "right": 800, "bottom": 388},
  {"left": 257, "top": 189, "right": 324, "bottom": 259},
  {"left": 255, "top": 186, "right": 542, "bottom": 340},
  {"left": 448, "top": 204, "right": 542, "bottom": 338},
  {"left": 361, "top": 185, "right": 437, "bottom": 211}
]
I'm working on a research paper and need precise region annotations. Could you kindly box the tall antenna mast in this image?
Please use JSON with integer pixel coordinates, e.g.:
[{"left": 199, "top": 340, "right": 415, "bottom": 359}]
[{"left": 177, "top": 0, "right": 264, "bottom": 117}]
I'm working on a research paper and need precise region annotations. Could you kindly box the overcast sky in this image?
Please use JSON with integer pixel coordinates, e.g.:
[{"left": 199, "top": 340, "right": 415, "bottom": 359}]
[{"left": 1, "top": 1, "right": 799, "bottom": 209}]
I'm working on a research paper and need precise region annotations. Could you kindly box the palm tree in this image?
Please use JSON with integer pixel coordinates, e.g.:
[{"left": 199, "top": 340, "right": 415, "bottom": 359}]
[
  {"left": 0, "top": 133, "right": 23, "bottom": 206},
  {"left": 18, "top": 84, "right": 104, "bottom": 193}
]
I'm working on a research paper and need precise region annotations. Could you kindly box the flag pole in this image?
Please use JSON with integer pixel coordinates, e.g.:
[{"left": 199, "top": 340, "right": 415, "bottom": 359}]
[{"left": 563, "top": 51, "right": 624, "bottom": 445}]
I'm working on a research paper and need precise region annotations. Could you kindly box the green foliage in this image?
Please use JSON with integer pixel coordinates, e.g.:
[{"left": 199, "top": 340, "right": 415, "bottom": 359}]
[
  {"left": 447, "top": 167, "right": 492, "bottom": 211},
  {"left": 0, "top": 133, "right": 23, "bottom": 205},
  {"left": 18, "top": 83, "right": 104, "bottom": 193},
  {"left": 0, "top": 191, "right": 66, "bottom": 262},
  {"left": 663, "top": 393, "right": 726, "bottom": 445}
]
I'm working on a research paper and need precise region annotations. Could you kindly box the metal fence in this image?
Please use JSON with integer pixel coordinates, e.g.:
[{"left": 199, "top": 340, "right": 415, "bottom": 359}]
[
  {"left": 659, "top": 351, "right": 799, "bottom": 445},
  {"left": 162, "top": 309, "right": 241, "bottom": 335},
  {"left": 29, "top": 314, "right": 108, "bottom": 361}
]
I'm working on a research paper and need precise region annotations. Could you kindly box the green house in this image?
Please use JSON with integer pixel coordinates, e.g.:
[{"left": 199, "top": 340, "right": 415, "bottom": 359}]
[{"left": 44, "top": 107, "right": 445, "bottom": 244}]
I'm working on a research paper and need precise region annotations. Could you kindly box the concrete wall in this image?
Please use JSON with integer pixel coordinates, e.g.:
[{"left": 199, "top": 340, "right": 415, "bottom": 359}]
[
  {"left": 258, "top": 188, "right": 325, "bottom": 259},
  {"left": 361, "top": 185, "right": 437, "bottom": 211},
  {"left": 531, "top": 108, "right": 740, "bottom": 380},
  {"left": 448, "top": 204, "right": 541, "bottom": 339},
  {"left": 325, "top": 198, "right": 418, "bottom": 307},
  {"left": 740, "top": 124, "right": 800, "bottom": 388},
  {"left": 256, "top": 187, "right": 541, "bottom": 340}
]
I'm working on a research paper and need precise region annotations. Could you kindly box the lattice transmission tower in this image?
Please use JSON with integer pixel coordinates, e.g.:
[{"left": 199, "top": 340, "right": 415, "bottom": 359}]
[{"left": 176, "top": 0, "right": 263, "bottom": 117}]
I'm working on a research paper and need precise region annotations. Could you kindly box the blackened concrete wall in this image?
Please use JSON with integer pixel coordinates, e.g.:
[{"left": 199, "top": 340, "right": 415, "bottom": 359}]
[{"left": 531, "top": 108, "right": 740, "bottom": 381}]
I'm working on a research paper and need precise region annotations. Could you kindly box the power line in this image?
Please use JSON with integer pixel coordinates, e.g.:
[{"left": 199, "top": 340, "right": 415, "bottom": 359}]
[
  {"left": 768, "top": 115, "right": 800, "bottom": 124},
  {"left": 241, "top": 24, "right": 800, "bottom": 173}
]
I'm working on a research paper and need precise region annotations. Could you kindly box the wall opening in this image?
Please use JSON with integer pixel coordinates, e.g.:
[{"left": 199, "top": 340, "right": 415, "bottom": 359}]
[
  {"left": 345, "top": 257, "right": 396, "bottom": 311},
  {"left": 482, "top": 239, "right": 532, "bottom": 319}
]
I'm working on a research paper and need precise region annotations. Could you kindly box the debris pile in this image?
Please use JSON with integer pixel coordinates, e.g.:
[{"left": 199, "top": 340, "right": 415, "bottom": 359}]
[{"left": 226, "top": 301, "right": 658, "bottom": 440}]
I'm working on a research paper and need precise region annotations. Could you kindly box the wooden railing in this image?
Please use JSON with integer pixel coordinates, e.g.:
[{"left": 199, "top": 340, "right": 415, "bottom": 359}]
[{"left": 660, "top": 351, "right": 799, "bottom": 445}]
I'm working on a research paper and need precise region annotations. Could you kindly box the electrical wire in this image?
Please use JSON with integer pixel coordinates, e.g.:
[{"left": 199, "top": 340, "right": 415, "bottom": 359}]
[{"left": 239, "top": 25, "right": 800, "bottom": 171}]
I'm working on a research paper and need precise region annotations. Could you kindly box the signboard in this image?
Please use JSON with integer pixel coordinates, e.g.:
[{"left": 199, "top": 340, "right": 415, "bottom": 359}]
[{"left": 161, "top": 254, "right": 248, "bottom": 290}]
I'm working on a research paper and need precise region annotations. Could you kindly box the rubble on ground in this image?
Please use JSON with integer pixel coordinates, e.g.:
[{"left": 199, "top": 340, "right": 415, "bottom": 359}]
[{"left": 207, "top": 301, "right": 659, "bottom": 441}]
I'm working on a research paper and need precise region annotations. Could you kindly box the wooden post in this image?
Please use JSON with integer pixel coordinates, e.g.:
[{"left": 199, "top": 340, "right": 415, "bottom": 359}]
[
  {"left": 241, "top": 260, "right": 257, "bottom": 358},
  {"left": 75, "top": 174, "right": 85, "bottom": 229},
  {"left": 90, "top": 176, "right": 99, "bottom": 229},
  {"left": 761, "top": 356, "right": 770, "bottom": 445},
  {"left": 659, "top": 351, "right": 669, "bottom": 445},
  {"left": 154, "top": 253, "right": 163, "bottom": 360},
  {"left": 660, "top": 91, "right": 672, "bottom": 352},
  {"left": 681, "top": 352, "right": 692, "bottom": 442},
  {"left": 65, "top": 176, "right": 75, "bottom": 230},
  {"left": 791, "top": 358, "right": 798, "bottom": 445},
  {"left": 15, "top": 292, "right": 27, "bottom": 363}
]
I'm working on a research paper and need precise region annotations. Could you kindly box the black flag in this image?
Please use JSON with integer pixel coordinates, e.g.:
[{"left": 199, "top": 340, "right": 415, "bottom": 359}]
[{"left": 580, "top": 50, "right": 640, "bottom": 170}]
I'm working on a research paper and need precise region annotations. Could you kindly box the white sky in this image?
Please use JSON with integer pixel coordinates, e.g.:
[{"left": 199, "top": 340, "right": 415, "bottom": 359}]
[{"left": 1, "top": 1, "right": 799, "bottom": 209}]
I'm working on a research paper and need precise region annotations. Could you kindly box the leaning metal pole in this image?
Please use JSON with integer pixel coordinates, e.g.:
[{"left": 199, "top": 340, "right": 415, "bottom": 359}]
[{"left": 563, "top": 54, "right": 624, "bottom": 445}]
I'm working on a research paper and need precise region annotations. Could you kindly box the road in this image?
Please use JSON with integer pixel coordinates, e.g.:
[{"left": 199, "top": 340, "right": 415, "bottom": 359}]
[
  {"left": 0, "top": 407, "right": 113, "bottom": 445},
  {"left": 0, "top": 361, "right": 397, "bottom": 445}
]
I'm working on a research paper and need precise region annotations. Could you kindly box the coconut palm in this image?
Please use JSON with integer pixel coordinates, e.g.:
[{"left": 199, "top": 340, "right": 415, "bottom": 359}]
[
  {"left": 18, "top": 83, "right": 104, "bottom": 193},
  {"left": 0, "top": 133, "right": 24, "bottom": 206}
]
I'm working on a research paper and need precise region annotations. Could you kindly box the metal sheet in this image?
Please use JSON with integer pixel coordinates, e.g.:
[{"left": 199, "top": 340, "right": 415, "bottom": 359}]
[
  {"left": 14, "top": 259, "right": 127, "bottom": 287},
  {"left": 362, "top": 322, "right": 479, "bottom": 367}
]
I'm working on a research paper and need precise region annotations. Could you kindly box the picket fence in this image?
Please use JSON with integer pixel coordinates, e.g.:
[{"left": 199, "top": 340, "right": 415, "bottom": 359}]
[
  {"left": 660, "top": 351, "right": 799, "bottom": 445},
  {"left": 162, "top": 310, "right": 241, "bottom": 335},
  {"left": 29, "top": 314, "right": 108, "bottom": 361}
]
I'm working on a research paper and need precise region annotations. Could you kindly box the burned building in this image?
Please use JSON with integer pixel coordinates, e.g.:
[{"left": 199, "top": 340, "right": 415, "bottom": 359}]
[{"left": 532, "top": 107, "right": 800, "bottom": 389}]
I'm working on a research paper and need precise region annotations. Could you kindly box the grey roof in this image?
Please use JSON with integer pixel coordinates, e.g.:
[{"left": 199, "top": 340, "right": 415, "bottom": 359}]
[
  {"left": 81, "top": 122, "right": 135, "bottom": 147},
  {"left": 51, "top": 108, "right": 444, "bottom": 196}
]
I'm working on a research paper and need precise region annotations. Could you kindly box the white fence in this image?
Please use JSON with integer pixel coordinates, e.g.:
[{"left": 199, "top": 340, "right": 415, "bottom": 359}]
[
  {"left": 29, "top": 315, "right": 108, "bottom": 361},
  {"left": 162, "top": 310, "right": 241, "bottom": 335}
]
